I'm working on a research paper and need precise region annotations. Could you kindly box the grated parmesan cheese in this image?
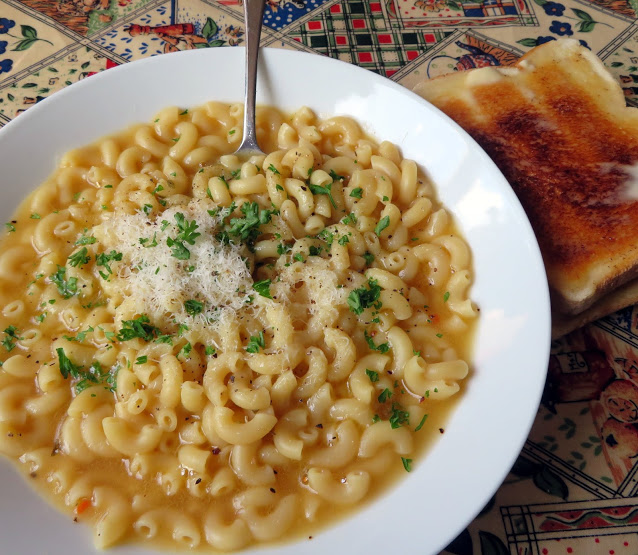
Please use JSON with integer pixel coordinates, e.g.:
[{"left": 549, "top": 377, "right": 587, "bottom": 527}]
[{"left": 94, "top": 199, "right": 254, "bottom": 331}]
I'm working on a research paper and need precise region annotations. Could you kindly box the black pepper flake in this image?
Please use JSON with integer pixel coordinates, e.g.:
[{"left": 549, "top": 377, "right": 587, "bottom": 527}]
[
  {"left": 195, "top": 478, "right": 202, "bottom": 484},
  {"left": 316, "top": 423, "right": 323, "bottom": 428},
  {"left": 439, "top": 428, "right": 445, "bottom": 434},
  {"left": 212, "top": 447, "right": 221, "bottom": 455},
  {"left": 270, "top": 488, "right": 276, "bottom": 493}
]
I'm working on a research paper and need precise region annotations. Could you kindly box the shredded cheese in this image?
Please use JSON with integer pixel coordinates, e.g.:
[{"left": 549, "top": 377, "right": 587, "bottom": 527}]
[{"left": 95, "top": 199, "right": 254, "bottom": 331}]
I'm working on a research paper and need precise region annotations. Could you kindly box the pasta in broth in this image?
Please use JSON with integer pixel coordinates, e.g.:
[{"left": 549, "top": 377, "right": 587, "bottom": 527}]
[{"left": 0, "top": 103, "right": 477, "bottom": 550}]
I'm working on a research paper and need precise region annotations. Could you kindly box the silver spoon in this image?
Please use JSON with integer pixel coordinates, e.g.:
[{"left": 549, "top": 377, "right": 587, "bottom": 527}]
[{"left": 235, "top": 0, "right": 266, "bottom": 157}]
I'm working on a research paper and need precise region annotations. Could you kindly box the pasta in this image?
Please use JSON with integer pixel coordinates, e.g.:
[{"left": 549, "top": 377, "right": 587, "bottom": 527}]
[{"left": 0, "top": 103, "right": 477, "bottom": 550}]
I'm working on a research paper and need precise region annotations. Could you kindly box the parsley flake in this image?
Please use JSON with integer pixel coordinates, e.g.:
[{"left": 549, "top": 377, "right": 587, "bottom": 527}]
[
  {"left": 374, "top": 216, "right": 390, "bottom": 236},
  {"left": 365, "top": 369, "right": 379, "bottom": 382},
  {"left": 246, "top": 331, "right": 265, "bottom": 353}
]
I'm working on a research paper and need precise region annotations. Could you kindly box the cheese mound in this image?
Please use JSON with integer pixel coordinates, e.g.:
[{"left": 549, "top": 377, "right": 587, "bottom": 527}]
[{"left": 95, "top": 199, "right": 254, "bottom": 329}]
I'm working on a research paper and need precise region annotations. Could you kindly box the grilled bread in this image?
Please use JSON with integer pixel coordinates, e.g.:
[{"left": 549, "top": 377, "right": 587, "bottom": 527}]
[{"left": 414, "top": 39, "right": 638, "bottom": 335}]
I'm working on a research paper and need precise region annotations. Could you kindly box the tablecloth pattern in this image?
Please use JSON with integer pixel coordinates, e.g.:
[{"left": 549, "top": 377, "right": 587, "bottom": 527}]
[{"left": 1, "top": 1, "right": 638, "bottom": 554}]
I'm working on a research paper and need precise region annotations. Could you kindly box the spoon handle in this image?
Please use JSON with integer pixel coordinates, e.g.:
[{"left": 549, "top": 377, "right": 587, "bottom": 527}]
[{"left": 240, "top": 0, "right": 266, "bottom": 154}]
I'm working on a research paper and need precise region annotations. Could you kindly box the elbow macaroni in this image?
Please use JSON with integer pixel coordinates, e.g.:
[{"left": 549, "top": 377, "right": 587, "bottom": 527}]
[{"left": 0, "top": 103, "right": 476, "bottom": 550}]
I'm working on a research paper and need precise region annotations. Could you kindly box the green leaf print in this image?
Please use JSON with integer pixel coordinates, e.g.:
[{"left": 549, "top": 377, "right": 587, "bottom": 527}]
[{"left": 479, "top": 531, "right": 509, "bottom": 555}]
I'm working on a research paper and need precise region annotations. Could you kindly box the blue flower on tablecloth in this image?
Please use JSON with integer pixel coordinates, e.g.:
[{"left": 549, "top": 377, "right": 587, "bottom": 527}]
[
  {"left": 579, "top": 39, "right": 591, "bottom": 50},
  {"left": 549, "top": 21, "right": 573, "bottom": 36},
  {"left": 0, "top": 59, "right": 13, "bottom": 74},
  {"left": 536, "top": 36, "right": 557, "bottom": 45},
  {"left": 0, "top": 41, "right": 6, "bottom": 55},
  {"left": 543, "top": 2, "right": 565, "bottom": 16},
  {"left": 0, "top": 18, "right": 15, "bottom": 34}
]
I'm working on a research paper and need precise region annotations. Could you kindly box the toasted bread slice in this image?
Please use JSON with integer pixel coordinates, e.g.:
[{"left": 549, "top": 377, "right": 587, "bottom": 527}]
[{"left": 414, "top": 39, "right": 638, "bottom": 320}]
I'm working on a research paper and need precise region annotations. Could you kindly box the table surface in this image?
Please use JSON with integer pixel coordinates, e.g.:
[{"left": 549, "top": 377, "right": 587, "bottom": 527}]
[{"left": 1, "top": 1, "right": 638, "bottom": 554}]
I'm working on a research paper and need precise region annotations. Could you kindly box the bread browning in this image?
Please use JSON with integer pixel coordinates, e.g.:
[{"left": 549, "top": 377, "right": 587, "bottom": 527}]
[{"left": 414, "top": 39, "right": 638, "bottom": 333}]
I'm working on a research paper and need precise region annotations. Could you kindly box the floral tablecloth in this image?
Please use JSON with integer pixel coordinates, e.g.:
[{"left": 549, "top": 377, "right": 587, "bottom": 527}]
[{"left": 2, "top": 1, "right": 638, "bottom": 554}]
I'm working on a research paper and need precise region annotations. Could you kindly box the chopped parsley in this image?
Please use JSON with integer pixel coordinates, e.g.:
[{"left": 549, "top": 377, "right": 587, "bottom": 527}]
[
  {"left": 365, "top": 369, "right": 379, "bottom": 382},
  {"left": 378, "top": 388, "right": 393, "bottom": 403},
  {"left": 308, "top": 182, "right": 337, "bottom": 209},
  {"left": 246, "top": 331, "right": 265, "bottom": 353},
  {"left": 135, "top": 356, "right": 148, "bottom": 365},
  {"left": 142, "top": 204, "right": 153, "bottom": 215},
  {"left": 443, "top": 291, "right": 450, "bottom": 303},
  {"left": 96, "top": 250, "right": 123, "bottom": 279},
  {"left": 267, "top": 164, "right": 280, "bottom": 175},
  {"left": 50, "top": 266, "right": 78, "bottom": 299},
  {"left": 57, "top": 348, "right": 116, "bottom": 393},
  {"left": 180, "top": 342, "right": 192, "bottom": 357},
  {"left": 223, "top": 201, "right": 276, "bottom": 249},
  {"left": 348, "top": 279, "right": 382, "bottom": 315},
  {"left": 401, "top": 457, "right": 412, "bottom": 472},
  {"left": 338, "top": 235, "right": 350, "bottom": 246},
  {"left": 364, "top": 329, "right": 390, "bottom": 354},
  {"left": 309, "top": 245, "right": 322, "bottom": 256},
  {"left": 2, "top": 326, "right": 21, "bottom": 352},
  {"left": 167, "top": 213, "right": 201, "bottom": 260},
  {"left": 329, "top": 169, "right": 344, "bottom": 181},
  {"left": 64, "top": 326, "right": 94, "bottom": 342},
  {"left": 341, "top": 212, "right": 357, "bottom": 226},
  {"left": 389, "top": 402, "right": 410, "bottom": 429},
  {"left": 253, "top": 279, "right": 272, "bottom": 299},
  {"left": 139, "top": 233, "right": 158, "bottom": 248},
  {"left": 350, "top": 187, "right": 363, "bottom": 199},
  {"left": 30, "top": 213, "right": 41, "bottom": 220},
  {"left": 362, "top": 251, "right": 375, "bottom": 266},
  {"left": 5, "top": 222, "right": 15, "bottom": 232},
  {"left": 68, "top": 247, "right": 90, "bottom": 268},
  {"left": 277, "top": 243, "right": 292, "bottom": 255},
  {"left": 205, "top": 345, "right": 216, "bottom": 356},
  {"left": 117, "top": 315, "right": 160, "bottom": 342},
  {"left": 415, "top": 414, "right": 428, "bottom": 432},
  {"left": 184, "top": 299, "right": 204, "bottom": 315},
  {"left": 293, "top": 252, "right": 305, "bottom": 263},
  {"left": 317, "top": 229, "right": 334, "bottom": 246},
  {"left": 374, "top": 215, "right": 390, "bottom": 236}
]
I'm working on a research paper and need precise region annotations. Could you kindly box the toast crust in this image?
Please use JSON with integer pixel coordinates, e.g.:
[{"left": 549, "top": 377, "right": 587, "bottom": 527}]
[{"left": 414, "top": 39, "right": 638, "bottom": 316}]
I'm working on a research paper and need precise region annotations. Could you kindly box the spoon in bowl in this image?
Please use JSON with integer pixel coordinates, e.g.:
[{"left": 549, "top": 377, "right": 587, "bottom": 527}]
[{"left": 235, "top": 0, "right": 266, "bottom": 157}]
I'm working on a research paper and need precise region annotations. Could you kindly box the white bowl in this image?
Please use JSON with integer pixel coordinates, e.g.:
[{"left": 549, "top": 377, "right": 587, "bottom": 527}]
[{"left": 0, "top": 47, "right": 550, "bottom": 555}]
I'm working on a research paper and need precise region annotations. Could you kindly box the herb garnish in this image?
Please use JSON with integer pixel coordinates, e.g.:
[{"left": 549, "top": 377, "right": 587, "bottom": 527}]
[
  {"left": 374, "top": 215, "right": 390, "bottom": 236},
  {"left": 68, "top": 247, "right": 90, "bottom": 268},
  {"left": 253, "top": 279, "right": 272, "bottom": 299},
  {"left": 167, "top": 213, "right": 201, "bottom": 260},
  {"left": 308, "top": 182, "right": 337, "bottom": 209},
  {"left": 96, "top": 250, "right": 123, "bottom": 279},
  {"left": 364, "top": 329, "right": 390, "bottom": 354},
  {"left": 184, "top": 299, "right": 204, "bottom": 315},
  {"left": 50, "top": 266, "right": 78, "bottom": 298},
  {"left": 2, "top": 326, "right": 21, "bottom": 352},
  {"left": 117, "top": 315, "right": 160, "bottom": 342},
  {"left": 246, "top": 331, "right": 265, "bottom": 353},
  {"left": 348, "top": 279, "right": 382, "bottom": 315}
]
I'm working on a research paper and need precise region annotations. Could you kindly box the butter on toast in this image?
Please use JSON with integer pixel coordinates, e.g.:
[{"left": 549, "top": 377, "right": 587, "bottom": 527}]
[{"left": 414, "top": 39, "right": 638, "bottom": 332}]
